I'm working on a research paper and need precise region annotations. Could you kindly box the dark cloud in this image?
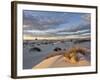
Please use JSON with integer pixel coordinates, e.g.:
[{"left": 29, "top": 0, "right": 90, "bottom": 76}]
[
  {"left": 23, "top": 10, "right": 91, "bottom": 38},
  {"left": 23, "top": 10, "right": 70, "bottom": 30}
]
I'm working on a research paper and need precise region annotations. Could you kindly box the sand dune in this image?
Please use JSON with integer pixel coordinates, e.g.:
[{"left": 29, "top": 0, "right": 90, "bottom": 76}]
[
  {"left": 23, "top": 39, "right": 90, "bottom": 69},
  {"left": 33, "top": 47, "right": 90, "bottom": 69},
  {"left": 33, "top": 54, "right": 90, "bottom": 69}
]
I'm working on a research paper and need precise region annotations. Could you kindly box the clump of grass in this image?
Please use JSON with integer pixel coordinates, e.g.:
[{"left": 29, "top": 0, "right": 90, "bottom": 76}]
[
  {"left": 67, "top": 47, "right": 89, "bottom": 55},
  {"left": 63, "top": 46, "right": 90, "bottom": 64},
  {"left": 44, "top": 46, "right": 90, "bottom": 64}
]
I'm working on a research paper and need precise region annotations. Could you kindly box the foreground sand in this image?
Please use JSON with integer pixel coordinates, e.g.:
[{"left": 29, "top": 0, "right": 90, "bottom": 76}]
[{"left": 33, "top": 55, "right": 90, "bottom": 69}]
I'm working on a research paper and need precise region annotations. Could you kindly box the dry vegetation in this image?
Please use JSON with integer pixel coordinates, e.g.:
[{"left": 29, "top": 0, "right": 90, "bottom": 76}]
[
  {"left": 44, "top": 46, "right": 90, "bottom": 64},
  {"left": 63, "top": 47, "right": 90, "bottom": 64}
]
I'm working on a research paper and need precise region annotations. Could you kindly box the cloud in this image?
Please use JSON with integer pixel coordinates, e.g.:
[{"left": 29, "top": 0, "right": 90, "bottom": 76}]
[
  {"left": 56, "top": 29, "right": 90, "bottom": 35},
  {"left": 80, "top": 13, "right": 91, "bottom": 26},
  {"left": 23, "top": 10, "right": 91, "bottom": 39},
  {"left": 23, "top": 10, "right": 70, "bottom": 30},
  {"left": 81, "top": 14, "right": 91, "bottom": 21},
  {"left": 23, "top": 29, "right": 90, "bottom": 39}
]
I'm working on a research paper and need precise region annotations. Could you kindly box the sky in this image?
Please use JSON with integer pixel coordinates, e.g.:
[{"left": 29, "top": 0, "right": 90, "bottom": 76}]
[{"left": 23, "top": 10, "right": 91, "bottom": 40}]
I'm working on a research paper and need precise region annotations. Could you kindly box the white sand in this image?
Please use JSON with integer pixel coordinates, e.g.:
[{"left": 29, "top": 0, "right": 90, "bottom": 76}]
[{"left": 33, "top": 55, "right": 90, "bottom": 69}]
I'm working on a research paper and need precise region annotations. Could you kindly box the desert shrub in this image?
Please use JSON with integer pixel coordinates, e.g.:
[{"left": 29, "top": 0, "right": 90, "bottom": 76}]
[
  {"left": 54, "top": 47, "right": 62, "bottom": 51},
  {"left": 67, "top": 47, "right": 89, "bottom": 55},
  {"left": 36, "top": 43, "right": 41, "bottom": 46},
  {"left": 29, "top": 47, "right": 41, "bottom": 52},
  {"left": 63, "top": 47, "right": 90, "bottom": 62}
]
